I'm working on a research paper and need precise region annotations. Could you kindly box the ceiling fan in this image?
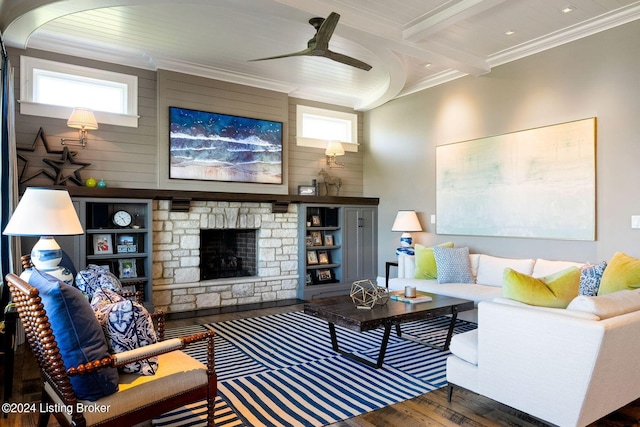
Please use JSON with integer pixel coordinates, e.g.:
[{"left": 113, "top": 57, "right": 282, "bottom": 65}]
[{"left": 249, "top": 12, "right": 372, "bottom": 71}]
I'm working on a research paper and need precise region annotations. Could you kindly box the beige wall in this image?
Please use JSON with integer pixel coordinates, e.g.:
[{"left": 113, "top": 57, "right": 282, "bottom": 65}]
[
  {"left": 365, "top": 20, "right": 640, "bottom": 274},
  {"left": 9, "top": 48, "right": 365, "bottom": 197}
]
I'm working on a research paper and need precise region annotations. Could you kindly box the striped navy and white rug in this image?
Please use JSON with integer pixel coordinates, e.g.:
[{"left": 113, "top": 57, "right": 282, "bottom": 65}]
[{"left": 153, "top": 311, "right": 476, "bottom": 427}]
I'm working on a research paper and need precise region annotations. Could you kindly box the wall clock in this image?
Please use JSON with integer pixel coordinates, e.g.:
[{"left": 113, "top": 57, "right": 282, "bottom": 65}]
[{"left": 112, "top": 210, "right": 132, "bottom": 228}]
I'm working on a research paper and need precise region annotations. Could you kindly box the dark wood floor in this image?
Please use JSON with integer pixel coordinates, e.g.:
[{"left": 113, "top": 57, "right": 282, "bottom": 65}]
[{"left": 3, "top": 303, "right": 640, "bottom": 427}]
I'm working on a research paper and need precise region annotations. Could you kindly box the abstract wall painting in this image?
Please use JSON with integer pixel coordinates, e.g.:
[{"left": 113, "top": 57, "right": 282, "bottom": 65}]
[
  {"left": 436, "top": 118, "right": 596, "bottom": 240},
  {"left": 169, "top": 107, "right": 283, "bottom": 184}
]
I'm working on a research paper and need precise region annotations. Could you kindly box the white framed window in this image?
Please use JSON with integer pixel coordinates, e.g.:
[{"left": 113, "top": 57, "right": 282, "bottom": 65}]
[
  {"left": 296, "top": 105, "right": 358, "bottom": 152},
  {"left": 20, "top": 56, "right": 139, "bottom": 127}
]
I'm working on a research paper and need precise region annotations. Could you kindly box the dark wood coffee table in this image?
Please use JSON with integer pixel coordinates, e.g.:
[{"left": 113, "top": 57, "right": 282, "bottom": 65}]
[{"left": 304, "top": 292, "right": 474, "bottom": 368}]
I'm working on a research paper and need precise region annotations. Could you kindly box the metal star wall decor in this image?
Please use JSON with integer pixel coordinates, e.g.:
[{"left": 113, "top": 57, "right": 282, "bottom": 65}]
[
  {"left": 43, "top": 146, "right": 90, "bottom": 186},
  {"left": 16, "top": 127, "right": 89, "bottom": 186}
]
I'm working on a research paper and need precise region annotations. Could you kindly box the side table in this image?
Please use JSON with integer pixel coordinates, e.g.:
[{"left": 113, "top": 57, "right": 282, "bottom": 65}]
[
  {"left": 385, "top": 261, "right": 398, "bottom": 289},
  {"left": 2, "top": 306, "right": 17, "bottom": 417}
]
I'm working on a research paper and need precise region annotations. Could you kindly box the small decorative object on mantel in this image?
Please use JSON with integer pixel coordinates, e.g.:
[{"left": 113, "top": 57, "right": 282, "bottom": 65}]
[
  {"left": 85, "top": 177, "right": 97, "bottom": 187},
  {"left": 319, "top": 168, "right": 341, "bottom": 196},
  {"left": 97, "top": 179, "right": 107, "bottom": 188},
  {"left": 298, "top": 185, "right": 317, "bottom": 196},
  {"left": 350, "top": 279, "right": 389, "bottom": 309}
]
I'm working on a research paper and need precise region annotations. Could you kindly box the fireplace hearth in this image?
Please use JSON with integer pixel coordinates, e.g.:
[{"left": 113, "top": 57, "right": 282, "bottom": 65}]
[{"left": 200, "top": 229, "right": 257, "bottom": 280}]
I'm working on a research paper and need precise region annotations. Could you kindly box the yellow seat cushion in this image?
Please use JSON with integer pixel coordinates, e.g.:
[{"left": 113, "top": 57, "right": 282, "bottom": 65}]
[
  {"left": 502, "top": 266, "right": 580, "bottom": 308},
  {"left": 598, "top": 252, "right": 640, "bottom": 295},
  {"left": 46, "top": 350, "right": 207, "bottom": 425},
  {"left": 414, "top": 242, "right": 454, "bottom": 279}
]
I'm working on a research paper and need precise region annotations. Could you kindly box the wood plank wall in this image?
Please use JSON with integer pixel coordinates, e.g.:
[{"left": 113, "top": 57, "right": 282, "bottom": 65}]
[
  {"left": 10, "top": 48, "right": 364, "bottom": 197},
  {"left": 11, "top": 48, "right": 158, "bottom": 191}
]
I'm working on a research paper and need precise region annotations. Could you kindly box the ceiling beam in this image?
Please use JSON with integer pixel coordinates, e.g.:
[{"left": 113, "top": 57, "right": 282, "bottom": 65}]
[{"left": 403, "top": 0, "right": 507, "bottom": 42}]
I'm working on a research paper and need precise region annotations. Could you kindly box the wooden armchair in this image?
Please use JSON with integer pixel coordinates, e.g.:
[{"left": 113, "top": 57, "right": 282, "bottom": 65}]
[{"left": 6, "top": 273, "right": 216, "bottom": 427}]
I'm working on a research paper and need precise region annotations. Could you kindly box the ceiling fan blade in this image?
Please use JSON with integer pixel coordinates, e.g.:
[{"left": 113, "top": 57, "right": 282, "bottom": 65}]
[
  {"left": 314, "top": 12, "right": 340, "bottom": 49},
  {"left": 324, "top": 50, "right": 372, "bottom": 71},
  {"left": 248, "top": 48, "right": 313, "bottom": 62}
]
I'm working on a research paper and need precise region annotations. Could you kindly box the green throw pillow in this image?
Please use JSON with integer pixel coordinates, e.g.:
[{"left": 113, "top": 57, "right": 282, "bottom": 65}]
[
  {"left": 598, "top": 252, "right": 640, "bottom": 295},
  {"left": 502, "top": 266, "right": 580, "bottom": 308},
  {"left": 414, "top": 242, "right": 454, "bottom": 279}
]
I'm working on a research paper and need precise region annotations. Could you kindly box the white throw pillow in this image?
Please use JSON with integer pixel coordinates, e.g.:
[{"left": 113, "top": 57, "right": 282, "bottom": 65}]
[
  {"left": 532, "top": 258, "right": 584, "bottom": 277},
  {"left": 566, "top": 289, "right": 640, "bottom": 319},
  {"left": 476, "top": 255, "right": 535, "bottom": 287}
]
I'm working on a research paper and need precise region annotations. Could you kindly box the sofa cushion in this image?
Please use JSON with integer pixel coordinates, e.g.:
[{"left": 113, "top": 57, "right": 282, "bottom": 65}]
[
  {"left": 501, "top": 266, "right": 580, "bottom": 308},
  {"left": 433, "top": 246, "right": 474, "bottom": 284},
  {"left": 413, "top": 242, "right": 454, "bottom": 279},
  {"left": 598, "top": 252, "right": 640, "bottom": 295},
  {"left": 532, "top": 258, "right": 584, "bottom": 277},
  {"left": 449, "top": 329, "right": 478, "bottom": 366},
  {"left": 567, "top": 289, "right": 640, "bottom": 319},
  {"left": 492, "top": 297, "right": 601, "bottom": 320},
  {"left": 579, "top": 261, "right": 607, "bottom": 296},
  {"left": 476, "top": 255, "right": 535, "bottom": 287},
  {"left": 28, "top": 268, "right": 119, "bottom": 401}
]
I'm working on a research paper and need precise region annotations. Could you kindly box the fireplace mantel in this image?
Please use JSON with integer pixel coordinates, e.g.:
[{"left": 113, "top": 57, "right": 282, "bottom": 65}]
[{"left": 64, "top": 187, "right": 379, "bottom": 206}]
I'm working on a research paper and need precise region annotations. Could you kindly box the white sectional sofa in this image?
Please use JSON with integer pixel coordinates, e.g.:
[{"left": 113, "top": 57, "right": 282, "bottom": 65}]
[
  {"left": 387, "top": 252, "right": 583, "bottom": 322},
  {"left": 447, "top": 291, "right": 640, "bottom": 427}
]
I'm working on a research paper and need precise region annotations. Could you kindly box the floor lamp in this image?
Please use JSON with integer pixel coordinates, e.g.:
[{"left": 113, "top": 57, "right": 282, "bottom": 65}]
[{"left": 3, "top": 188, "right": 84, "bottom": 284}]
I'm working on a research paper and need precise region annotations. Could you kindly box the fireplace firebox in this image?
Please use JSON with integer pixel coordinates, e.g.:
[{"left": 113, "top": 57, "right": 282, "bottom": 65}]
[{"left": 200, "top": 229, "right": 257, "bottom": 280}]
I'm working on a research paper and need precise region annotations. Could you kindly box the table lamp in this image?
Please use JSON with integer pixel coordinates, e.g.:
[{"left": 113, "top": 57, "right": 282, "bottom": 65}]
[
  {"left": 3, "top": 188, "right": 84, "bottom": 284},
  {"left": 391, "top": 210, "right": 422, "bottom": 255}
]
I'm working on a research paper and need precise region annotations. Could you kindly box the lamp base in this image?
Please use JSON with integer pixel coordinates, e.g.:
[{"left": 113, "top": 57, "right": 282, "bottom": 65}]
[
  {"left": 396, "top": 232, "right": 415, "bottom": 255},
  {"left": 396, "top": 247, "right": 415, "bottom": 256}
]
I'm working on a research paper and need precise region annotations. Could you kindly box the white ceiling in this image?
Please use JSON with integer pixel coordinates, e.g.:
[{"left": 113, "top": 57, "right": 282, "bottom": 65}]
[{"left": 2, "top": 0, "right": 640, "bottom": 110}]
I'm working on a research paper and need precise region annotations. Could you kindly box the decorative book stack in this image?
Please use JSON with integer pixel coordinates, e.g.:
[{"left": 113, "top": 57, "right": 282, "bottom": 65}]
[{"left": 390, "top": 291, "right": 433, "bottom": 304}]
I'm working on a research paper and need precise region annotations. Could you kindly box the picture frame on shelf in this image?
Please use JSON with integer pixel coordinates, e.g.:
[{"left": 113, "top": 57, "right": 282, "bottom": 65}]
[
  {"left": 318, "top": 250, "right": 329, "bottom": 264},
  {"left": 307, "top": 250, "right": 319, "bottom": 264},
  {"left": 311, "top": 215, "right": 321, "bottom": 226},
  {"left": 305, "top": 235, "right": 313, "bottom": 247},
  {"left": 117, "top": 235, "right": 137, "bottom": 253},
  {"left": 93, "top": 234, "right": 113, "bottom": 255},
  {"left": 310, "top": 231, "right": 323, "bottom": 246},
  {"left": 324, "top": 234, "right": 334, "bottom": 246},
  {"left": 306, "top": 273, "right": 313, "bottom": 285},
  {"left": 118, "top": 259, "right": 137, "bottom": 279},
  {"left": 298, "top": 185, "right": 317, "bottom": 196},
  {"left": 316, "top": 269, "right": 333, "bottom": 283}
]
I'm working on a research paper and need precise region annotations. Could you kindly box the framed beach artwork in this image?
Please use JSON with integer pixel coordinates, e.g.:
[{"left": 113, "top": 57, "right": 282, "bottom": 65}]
[
  {"left": 168, "top": 107, "right": 283, "bottom": 184},
  {"left": 436, "top": 118, "right": 596, "bottom": 240}
]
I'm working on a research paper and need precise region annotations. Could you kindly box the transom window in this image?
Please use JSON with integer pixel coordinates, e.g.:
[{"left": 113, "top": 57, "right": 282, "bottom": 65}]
[
  {"left": 20, "top": 56, "right": 138, "bottom": 127},
  {"left": 296, "top": 105, "right": 358, "bottom": 152}
]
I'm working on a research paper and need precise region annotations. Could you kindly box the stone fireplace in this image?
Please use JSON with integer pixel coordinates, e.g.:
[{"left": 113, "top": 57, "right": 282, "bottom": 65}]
[{"left": 152, "top": 200, "right": 299, "bottom": 313}]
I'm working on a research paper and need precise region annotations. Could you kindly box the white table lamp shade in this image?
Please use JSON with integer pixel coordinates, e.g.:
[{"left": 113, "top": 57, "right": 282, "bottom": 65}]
[{"left": 3, "top": 188, "right": 84, "bottom": 281}]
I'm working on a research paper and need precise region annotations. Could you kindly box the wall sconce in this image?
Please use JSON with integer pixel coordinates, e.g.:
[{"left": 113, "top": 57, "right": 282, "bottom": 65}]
[
  {"left": 60, "top": 107, "right": 98, "bottom": 148},
  {"left": 391, "top": 210, "right": 423, "bottom": 255},
  {"left": 325, "top": 141, "right": 345, "bottom": 168}
]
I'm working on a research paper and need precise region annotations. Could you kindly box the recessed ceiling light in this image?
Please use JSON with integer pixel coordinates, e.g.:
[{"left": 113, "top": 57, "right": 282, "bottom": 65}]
[
  {"left": 504, "top": 30, "right": 515, "bottom": 36},
  {"left": 424, "top": 63, "right": 432, "bottom": 68},
  {"left": 561, "top": 5, "right": 575, "bottom": 13}
]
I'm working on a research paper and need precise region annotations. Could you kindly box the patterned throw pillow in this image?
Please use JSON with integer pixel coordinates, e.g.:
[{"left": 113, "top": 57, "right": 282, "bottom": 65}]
[
  {"left": 579, "top": 261, "right": 607, "bottom": 296},
  {"left": 91, "top": 289, "right": 158, "bottom": 375},
  {"left": 432, "top": 246, "right": 475, "bottom": 284},
  {"left": 76, "top": 264, "right": 123, "bottom": 299}
]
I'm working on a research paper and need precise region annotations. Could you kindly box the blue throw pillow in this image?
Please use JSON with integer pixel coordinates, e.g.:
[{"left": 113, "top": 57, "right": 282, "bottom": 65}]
[
  {"left": 29, "top": 269, "right": 119, "bottom": 401},
  {"left": 432, "top": 246, "right": 475, "bottom": 284},
  {"left": 579, "top": 261, "right": 607, "bottom": 296}
]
